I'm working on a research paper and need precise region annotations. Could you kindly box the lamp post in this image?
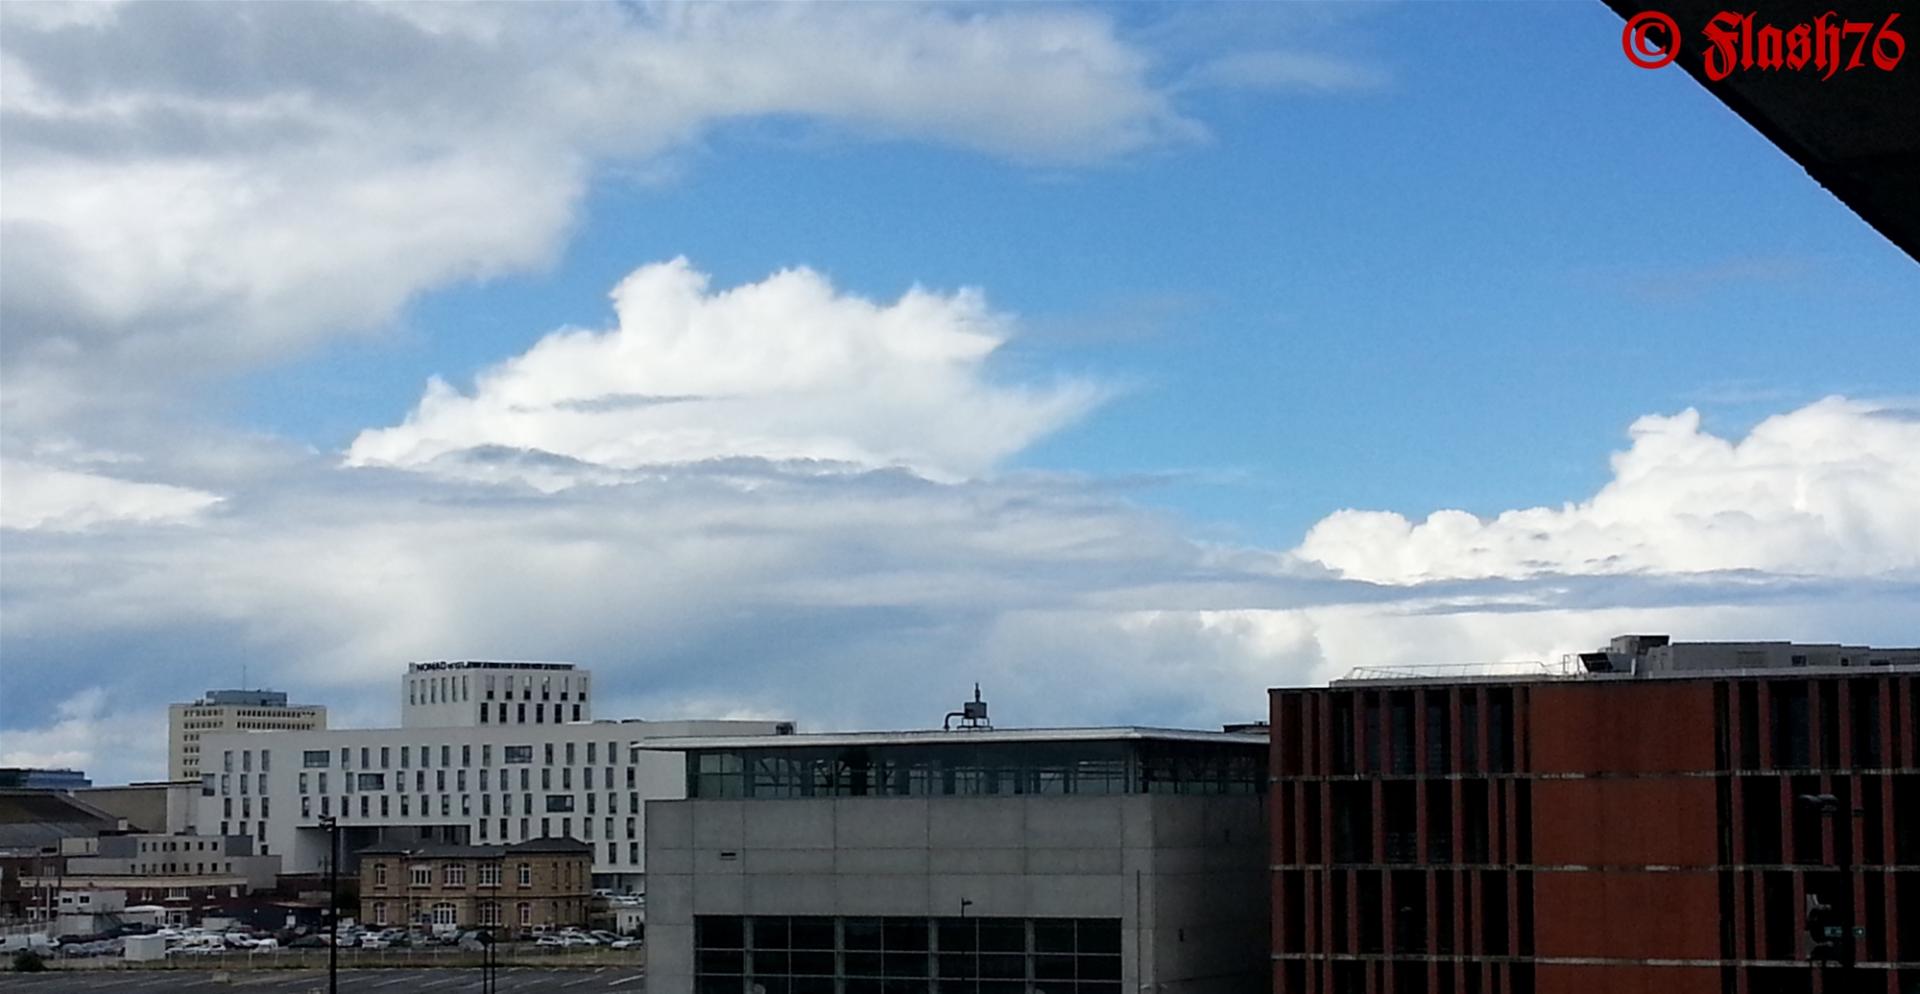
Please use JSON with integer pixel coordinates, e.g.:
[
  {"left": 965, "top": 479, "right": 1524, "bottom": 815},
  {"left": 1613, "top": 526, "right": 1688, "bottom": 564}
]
[
  {"left": 319, "top": 815, "right": 339, "bottom": 994},
  {"left": 1796, "top": 792, "right": 1859, "bottom": 993}
]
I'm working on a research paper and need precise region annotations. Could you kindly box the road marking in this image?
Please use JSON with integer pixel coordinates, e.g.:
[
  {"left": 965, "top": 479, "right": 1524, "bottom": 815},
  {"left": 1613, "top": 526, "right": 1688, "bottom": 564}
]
[
  {"left": 608, "top": 974, "right": 645, "bottom": 987},
  {"left": 371, "top": 976, "right": 418, "bottom": 988}
]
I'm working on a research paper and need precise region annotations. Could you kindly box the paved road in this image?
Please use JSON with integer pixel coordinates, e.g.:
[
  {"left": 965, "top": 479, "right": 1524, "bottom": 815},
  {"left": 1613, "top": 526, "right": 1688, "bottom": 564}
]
[{"left": 0, "top": 967, "right": 645, "bottom": 993}]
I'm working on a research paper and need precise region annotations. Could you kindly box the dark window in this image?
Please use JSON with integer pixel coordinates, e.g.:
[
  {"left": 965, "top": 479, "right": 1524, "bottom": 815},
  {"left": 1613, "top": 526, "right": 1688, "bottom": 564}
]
[
  {"left": 1791, "top": 774, "right": 1825, "bottom": 865},
  {"left": 1357, "top": 871, "right": 1383, "bottom": 954},
  {"left": 502, "top": 746, "right": 533, "bottom": 764},
  {"left": 1819, "top": 681, "right": 1842, "bottom": 770},
  {"left": 1739, "top": 682, "right": 1762, "bottom": 770},
  {"left": 1851, "top": 680, "right": 1882, "bottom": 768},
  {"left": 1763, "top": 870, "right": 1795, "bottom": 959},
  {"left": 1333, "top": 782, "right": 1374, "bottom": 863},
  {"left": 1459, "top": 694, "right": 1480, "bottom": 773},
  {"left": 1391, "top": 870, "right": 1425, "bottom": 954},
  {"left": 1480, "top": 869, "right": 1508, "bottom": 955},
  {"left": 1330, "top": 696, "right": 1356, "bottom": 775},
  {"left": 1383, "top": 782, "right": 1416, "bottom": 863},
  {"left": 1363, "top": 695, "right": 1383, "bottom": 773},
  {"left": 1772, "top": 683, "right": 1811, "bottom": 769},
  {"left": 1461, "top": 780, "right": 1490, "bottom": 864},
  {"left": 1486, "top": 689, "right": 1514, "bottom": 773},
  {"left": 1893, "top": 775, "right": 1920, "bottom": 864},
  {"left": 1425, "top": 693, "right": 1452, "bottom": 774},
  {"left": 1742, "top": 776, "right": 1782, "bottom": 864},
  {"left": 1389, "top": 692, "right": 1416, "bottom": 775}
]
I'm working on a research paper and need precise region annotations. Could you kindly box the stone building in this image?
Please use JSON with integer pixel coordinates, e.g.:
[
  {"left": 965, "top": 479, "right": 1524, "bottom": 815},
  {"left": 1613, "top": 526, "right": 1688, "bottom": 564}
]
[{"left": 357, "top": 836, "right": 592, "bottom": 933}]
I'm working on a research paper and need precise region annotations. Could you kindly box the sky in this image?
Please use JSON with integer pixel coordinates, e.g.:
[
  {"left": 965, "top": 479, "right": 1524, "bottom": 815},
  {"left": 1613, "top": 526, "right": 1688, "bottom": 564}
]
[{"left": 2, "top": 1, "right": 1916, "bottom": 786}]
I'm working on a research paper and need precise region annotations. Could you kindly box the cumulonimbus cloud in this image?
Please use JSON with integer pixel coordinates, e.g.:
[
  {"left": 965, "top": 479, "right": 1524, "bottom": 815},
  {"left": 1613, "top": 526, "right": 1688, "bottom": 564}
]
[
  {"left": 1295, "top": 397, "right": 1920, "bottom": 582},
  {"left": 347, "top": 259, "right": 1104, "bottom": 483}
]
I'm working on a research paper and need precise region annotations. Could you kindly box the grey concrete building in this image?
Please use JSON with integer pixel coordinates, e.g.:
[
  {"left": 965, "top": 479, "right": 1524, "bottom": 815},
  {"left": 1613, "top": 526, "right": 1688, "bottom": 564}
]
[{"left": 643, "top": 725, "right": 1269, "bottom": 994}]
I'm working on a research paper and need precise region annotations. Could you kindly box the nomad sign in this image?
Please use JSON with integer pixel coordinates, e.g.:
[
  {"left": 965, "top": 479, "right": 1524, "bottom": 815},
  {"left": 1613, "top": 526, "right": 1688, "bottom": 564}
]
[{"left": 1623, "top": 10, "right": 1906, "bottom": 79}]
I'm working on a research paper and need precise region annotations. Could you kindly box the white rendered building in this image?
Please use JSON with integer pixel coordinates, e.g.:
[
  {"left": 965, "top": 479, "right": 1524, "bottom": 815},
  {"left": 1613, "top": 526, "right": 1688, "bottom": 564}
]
[{"left": 196, "top": 661, "right": 792, "bottom": 892}]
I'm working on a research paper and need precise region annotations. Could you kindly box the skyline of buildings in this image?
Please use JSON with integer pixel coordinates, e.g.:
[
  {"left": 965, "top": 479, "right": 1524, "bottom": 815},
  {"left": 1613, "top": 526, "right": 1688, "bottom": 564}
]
[{"left": 5, "top": 631, "right": 1915, "bottom": 991}]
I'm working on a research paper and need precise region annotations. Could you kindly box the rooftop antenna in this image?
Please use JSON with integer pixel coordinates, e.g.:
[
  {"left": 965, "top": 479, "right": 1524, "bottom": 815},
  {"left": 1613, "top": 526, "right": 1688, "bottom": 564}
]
[{"left": 944, "top": 684, "right": 992, "bottom": 731}]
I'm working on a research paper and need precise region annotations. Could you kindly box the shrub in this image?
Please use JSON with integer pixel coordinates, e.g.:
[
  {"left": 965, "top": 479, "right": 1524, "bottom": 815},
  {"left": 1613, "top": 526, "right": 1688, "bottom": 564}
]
[{"left": 12, "top": 949, "right": 48, "bottom": 972}]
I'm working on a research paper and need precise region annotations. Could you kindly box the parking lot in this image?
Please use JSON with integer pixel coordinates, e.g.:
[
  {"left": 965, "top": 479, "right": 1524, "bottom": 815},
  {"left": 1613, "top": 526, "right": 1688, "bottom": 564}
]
[{"left": 0, "top": 966, "right": 644, "bottom": 993}]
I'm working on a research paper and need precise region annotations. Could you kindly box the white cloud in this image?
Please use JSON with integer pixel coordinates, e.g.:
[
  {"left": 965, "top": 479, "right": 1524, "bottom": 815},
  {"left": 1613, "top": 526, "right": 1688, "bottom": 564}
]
[
  {"left": 0, "top": 1, "right": 1196, "bottom": 427},
  {"left": 0, "top": 687, "right": 165, "bottom": 777},
  {"left": 6, "top": 396, "right": 1918, "bottom": 787},
  {"left": 1180, "top": 50, "right": 1389, "bottom": 93},
  {"left": 347, "top": 259, "right": 1103, "bottom": 482},
  {"left": 1296, "top": 397, "right": 1920, "bottom": 583},
  {"left": 0, "top": 458, "right": 223, "bottom": 531}
]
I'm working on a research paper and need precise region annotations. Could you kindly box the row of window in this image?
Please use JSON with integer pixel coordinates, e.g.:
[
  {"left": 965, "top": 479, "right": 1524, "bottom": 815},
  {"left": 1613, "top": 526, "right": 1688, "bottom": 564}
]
[
  {"left": 295, "top": 739, "right": 627, "bottom": 771},
  {"left": 408, "top": 672, "right": 590, "bottom": 707},
  {"left": 695, "top": 916, "right": 1123, "bottom": 994},
  {"left": 127, "top": 862, "right": 236, "bottom": 876},
  {"left": 290, "top": 765, "right": 638, "bottom": 796},
  {"left": 373, "top": 862, "right": 525, "bottom": 888},
  {"left": 478, "top": 701, "right": 584, "bottom": 724},
  {"left": 137, "top": 838, "right": 223, "bottom": 854},
  {"left": 687, "top": 741, "right": 1264, "bottom": 800},
  {"left": 369, "top": 900, "right": 537, "bottom": 928},
  {"left": 297, "top": 791, "right": 637, "bottom": 831}
]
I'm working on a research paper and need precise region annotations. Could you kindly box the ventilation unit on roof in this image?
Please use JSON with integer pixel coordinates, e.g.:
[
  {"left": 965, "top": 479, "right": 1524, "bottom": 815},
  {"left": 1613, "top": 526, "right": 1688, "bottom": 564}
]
[{"left": 944, "top": 684, "right": 992, "bottom": 731}]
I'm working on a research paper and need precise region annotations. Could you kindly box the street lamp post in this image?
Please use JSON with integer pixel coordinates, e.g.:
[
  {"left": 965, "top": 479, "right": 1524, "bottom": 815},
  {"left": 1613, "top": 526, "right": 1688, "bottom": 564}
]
[{"left": 319, "top": 815, "right": 339, "bottom": 994}]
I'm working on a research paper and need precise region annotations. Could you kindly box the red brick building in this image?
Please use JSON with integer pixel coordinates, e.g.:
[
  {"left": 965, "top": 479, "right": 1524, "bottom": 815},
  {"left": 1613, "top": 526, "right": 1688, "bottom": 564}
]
[{"left": 1269, "top": 637, "right": 1920, "bottom": 994}]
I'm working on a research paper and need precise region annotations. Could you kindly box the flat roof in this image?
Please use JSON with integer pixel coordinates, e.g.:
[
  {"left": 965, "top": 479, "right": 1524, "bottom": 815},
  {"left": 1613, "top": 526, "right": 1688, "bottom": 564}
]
[
  {"left": 634, "top": 726, "right": 1268, "bottom": 752},
  {"left": 407, "top": 660, "right": 578, "bottom": 673},
  {"left": 1321, "top": 662, "right": 1920, "bottom": 690}
]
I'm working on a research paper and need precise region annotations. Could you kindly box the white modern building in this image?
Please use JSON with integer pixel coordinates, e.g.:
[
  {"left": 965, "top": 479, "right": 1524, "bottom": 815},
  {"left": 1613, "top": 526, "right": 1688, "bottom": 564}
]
[
  {"left": 642, "top": 720, "right": 1270, "bottom": 994},
  {"left": 169, "top": 688, "right": 327, "bottom": 781},
  {"left": 196, "top": 661, "right": 792, "bottom": 892}
]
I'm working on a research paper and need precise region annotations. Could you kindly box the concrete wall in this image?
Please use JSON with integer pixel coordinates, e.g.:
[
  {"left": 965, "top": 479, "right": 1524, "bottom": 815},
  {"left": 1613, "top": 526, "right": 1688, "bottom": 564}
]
[
  {"left": 646, "top": 793, "right": 1267, "bottom": 994},
  {"left": 72, "top": 783, "right": 199, "bottom": 835}
]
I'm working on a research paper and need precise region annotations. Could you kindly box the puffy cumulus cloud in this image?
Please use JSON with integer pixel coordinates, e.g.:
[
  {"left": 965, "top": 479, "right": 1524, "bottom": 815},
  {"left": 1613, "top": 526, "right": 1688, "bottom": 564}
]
[
  {"left": 0, "top": 458, "right": 223, "bottom": 531},
  {"left": 347, "top": 260, "right": 1102, "bottom": 482},
  {"left": 0, "top": 1, "right": 1194, "bottom": 426},
  {"left": 1297, "top": 397, "right": 1920, "bottom": 583}
]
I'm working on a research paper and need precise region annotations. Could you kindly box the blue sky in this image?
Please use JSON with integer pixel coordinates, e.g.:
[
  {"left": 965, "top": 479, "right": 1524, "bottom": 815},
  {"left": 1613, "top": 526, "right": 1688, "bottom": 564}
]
[
  {"left": 228, "top": 1, "right": 1917, "bottom": 545},
  {"left": 3, "top": 1, "right": 1916, "bottom": 784}
]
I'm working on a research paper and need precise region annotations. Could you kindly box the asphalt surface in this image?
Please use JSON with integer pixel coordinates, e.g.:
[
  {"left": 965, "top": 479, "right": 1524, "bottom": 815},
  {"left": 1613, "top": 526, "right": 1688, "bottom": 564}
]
[{"left": 0, "top": 967, "right": 645, "bottom": 993}]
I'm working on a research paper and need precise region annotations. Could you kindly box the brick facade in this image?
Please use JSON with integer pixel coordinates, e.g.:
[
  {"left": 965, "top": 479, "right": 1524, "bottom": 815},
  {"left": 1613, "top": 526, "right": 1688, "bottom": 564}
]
[{"left": 1270, "top": 670, "right": 1920, "bottom": 994}]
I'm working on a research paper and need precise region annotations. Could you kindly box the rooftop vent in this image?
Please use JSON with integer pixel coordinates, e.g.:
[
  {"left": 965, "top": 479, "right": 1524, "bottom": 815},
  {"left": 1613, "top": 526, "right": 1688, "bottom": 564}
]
[{"left": 944, "top": 684, "right": 992, "bottom": 731}]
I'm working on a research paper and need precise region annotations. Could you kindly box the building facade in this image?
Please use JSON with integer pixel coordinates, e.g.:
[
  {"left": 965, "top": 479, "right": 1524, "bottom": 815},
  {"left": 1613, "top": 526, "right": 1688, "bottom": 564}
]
[
  {"left": 1268, "top": 637, "right": 1920, "bottom": 994},
  {"left": 358, "top": 837, "right": 593, "bottom": 933},
  {"left": 169, "top": 689, "right": 327, "bottom": 781},
  {"left": 0, "top": 768, "right": 92, "bottom": 790},
  {"left": 644, "top": 726, "right": 1270, "bottom": 994},
  {"left": 195, "top": 661, "right": 793, "bottom": 891},
  {"left": 61, "top": 832, "right": 279, "bottom": 893}
]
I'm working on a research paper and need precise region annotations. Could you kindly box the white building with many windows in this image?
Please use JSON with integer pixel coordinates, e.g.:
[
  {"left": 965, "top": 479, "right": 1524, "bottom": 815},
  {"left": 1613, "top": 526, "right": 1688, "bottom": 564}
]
[{"left": 195, "top": 661, "right": 792, "bottom": 892}]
